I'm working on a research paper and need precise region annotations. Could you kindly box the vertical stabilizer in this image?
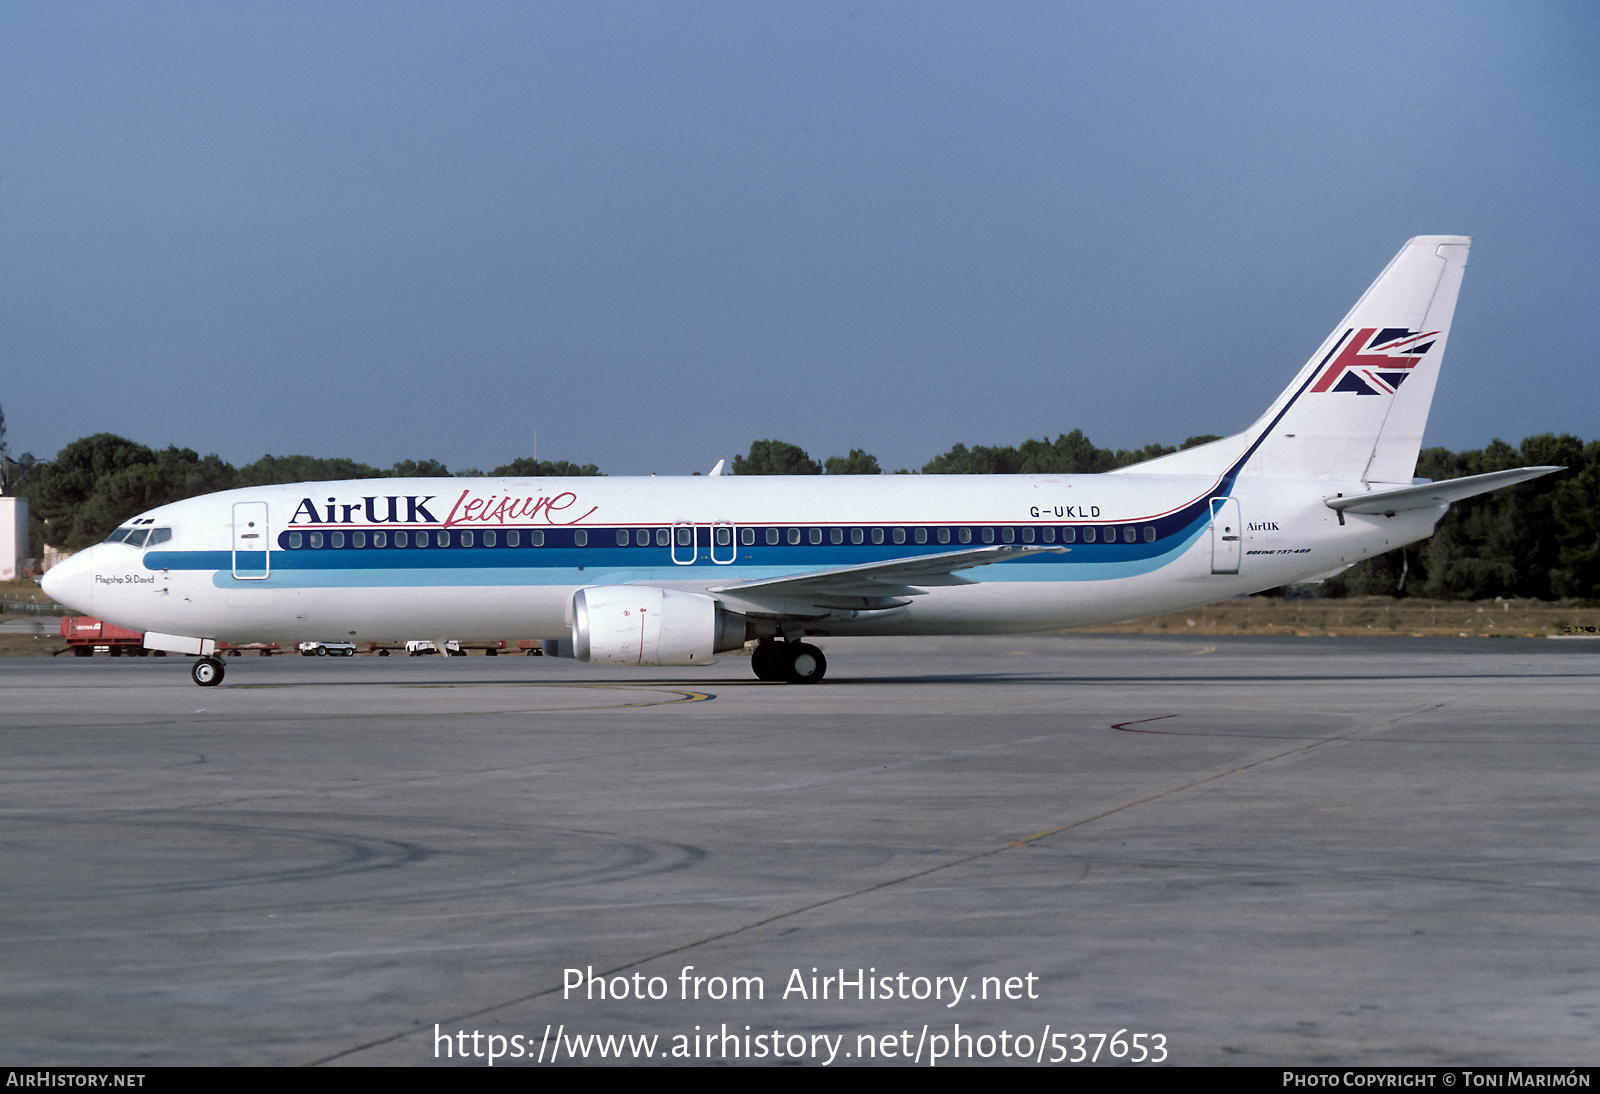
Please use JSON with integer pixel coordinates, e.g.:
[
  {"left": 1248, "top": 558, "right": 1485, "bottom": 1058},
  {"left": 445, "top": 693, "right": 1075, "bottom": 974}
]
[
  {"left": 1117, "top": 236, "right": 1470, "bottom": 484},
  {"left": 1243, "top": 235, "right": 1469, "bottom": 483}
]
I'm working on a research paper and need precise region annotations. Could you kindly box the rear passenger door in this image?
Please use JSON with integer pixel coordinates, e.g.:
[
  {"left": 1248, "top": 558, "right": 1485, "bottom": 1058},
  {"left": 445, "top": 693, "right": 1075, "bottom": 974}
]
[{"left": 1209, "top": 497, "right": 1241, "bottom": 575}]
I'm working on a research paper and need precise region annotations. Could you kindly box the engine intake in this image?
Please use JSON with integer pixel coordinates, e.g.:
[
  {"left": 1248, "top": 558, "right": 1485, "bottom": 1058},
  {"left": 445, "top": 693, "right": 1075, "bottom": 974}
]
[{"left": 565, "top": 586, "right": 746, "bottom": 666}]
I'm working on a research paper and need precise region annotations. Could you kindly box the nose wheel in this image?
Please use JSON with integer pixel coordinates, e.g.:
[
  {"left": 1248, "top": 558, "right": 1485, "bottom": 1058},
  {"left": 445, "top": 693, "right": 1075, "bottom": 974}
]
[
  {"left": 191, "top": 657, "right": 225, "bottom": 687},
  {"left": 750, "top": 640, "right": 827, "bottom": 684}
]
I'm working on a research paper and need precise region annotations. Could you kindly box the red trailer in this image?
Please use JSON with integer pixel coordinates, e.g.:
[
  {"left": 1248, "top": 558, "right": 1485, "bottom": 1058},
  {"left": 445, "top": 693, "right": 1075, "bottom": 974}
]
[{"left": 60, "top": 616, "right": 152, "bottom": 657}]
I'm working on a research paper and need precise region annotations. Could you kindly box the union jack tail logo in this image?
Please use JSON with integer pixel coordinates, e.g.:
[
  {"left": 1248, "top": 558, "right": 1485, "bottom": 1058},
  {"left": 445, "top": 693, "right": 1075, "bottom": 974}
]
[{"left": 1310, "top": 327, "right": 1438, "bottom": 395}]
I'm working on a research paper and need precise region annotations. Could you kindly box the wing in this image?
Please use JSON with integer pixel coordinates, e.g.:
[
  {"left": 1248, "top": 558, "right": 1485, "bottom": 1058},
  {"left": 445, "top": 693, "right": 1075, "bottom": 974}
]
[{"left": 707, "top": 544, "right": 1067, "bottom": 615}]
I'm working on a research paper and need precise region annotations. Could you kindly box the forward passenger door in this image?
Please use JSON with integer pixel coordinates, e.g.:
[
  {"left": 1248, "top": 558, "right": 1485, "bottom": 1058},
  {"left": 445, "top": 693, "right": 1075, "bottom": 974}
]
[{"left": 231, "top": 502, "right": 270, "bottom": 580}]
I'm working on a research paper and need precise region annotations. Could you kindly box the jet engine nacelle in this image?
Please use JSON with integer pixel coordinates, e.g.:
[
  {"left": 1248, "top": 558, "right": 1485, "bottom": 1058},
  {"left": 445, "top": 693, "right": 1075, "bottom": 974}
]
[{"left": 568, "top": 586, "right": 746, "bottom": 666}]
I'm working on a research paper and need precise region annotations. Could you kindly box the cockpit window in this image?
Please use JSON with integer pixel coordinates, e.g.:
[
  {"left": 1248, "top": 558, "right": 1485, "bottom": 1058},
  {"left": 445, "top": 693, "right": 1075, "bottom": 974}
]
[{"left": 104, "top": 524, "right": 169, "bottom": 547}]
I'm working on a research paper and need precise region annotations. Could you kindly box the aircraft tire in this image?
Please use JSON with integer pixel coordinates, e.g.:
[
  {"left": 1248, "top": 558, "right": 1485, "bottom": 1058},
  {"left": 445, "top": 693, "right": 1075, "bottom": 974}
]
[
  {"left": 783, "top": 643, "right": 827, "bottom": 684},
  {"left": 191, "top": 658, "right": 225, "bottom": 687},
  {"left": 379, "top": 649, "right": 390, "bottom": 657},
  {"left": 750, "top": 641, "right": 784, "bottom": 681}
]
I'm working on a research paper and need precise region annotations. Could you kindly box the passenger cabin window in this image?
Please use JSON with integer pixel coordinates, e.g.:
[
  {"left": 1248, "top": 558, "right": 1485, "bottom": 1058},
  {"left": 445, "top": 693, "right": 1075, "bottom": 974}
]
[
  {"left": 765, "top": 528, "right": 779, "bottom": 545},
  {"left": 1123, "top": 527, "right": 1136, "bottom": 544},
  {"left": 310, "top": 532, "right": 325, "bottom": 549},
  {"left": 1020, "top": 527, "right": 1033, "bottom": 543},
  {"left": 1060, "top": 527, "right": 1074, "bottom": 543},
  {"left": 288, "top": 532, "right": 303, "bottom": 548},
  {"left": 528, "top": 530, "right": 544, "bottom": 546},
  {"left": 892, "top": 528, "right": 906, "bottom": 544},
  {"left": 829, "top": 528, "right": 843, "bottom": 545},
  {"left": 655, "top": 528, "right": 669, "bottom": 546},
  {"left": 741, "top": 528, "right": 755, "bottom": 546},
  {"left": 616, "top": 529, "right": 630, "bottom": 546},
  {"left": 460, "top": 531, "right": 473, "bottom": 548},
  {"left": 1082, "top": 527, "right": 1095, "bottom": 543},
  {"left": 637, "top": 529, "right": 650, "bottom": 546},
  {"left": 809, "top": 528, "right": 822, "bottom": 545},
  {"left": 331, "top": 531, "right": 345, "bottom": 548},
  {"left": 936, "top": 528, "right": 950, "bottom": 544},
  {"left": 958, "top": 528, "right": 972, "bottom": 544},
  {"left": 437, "top": 531, "right": 450, "bottom": 547},
  {"left": 396, "top": 531, "right": 409, "bottom": 547},
  {"left": 981, "top": 528, "right": 995, "bottom": 544},
  {"left": 851, "top": 528, "right": 864, "bottom": 545},
  {"left": 373, "top": 531, "right": 387, "bottom": 548},
  {"left": 1039, "top": 527, "right": 1053, "bottom": 543},
  {"left": 914, "top": 528, "right": 927, "bottom": 544},
  {"left": 482, "top": 530, "right": 495, "bottom": 547},
  {"left": 676, "top": 527, "right": 692, "bottom": 546},
  {"left": 506, "top": 530, "right": 520, "bottom": 547},
  {"left": 353, "top": 531, "right": 368, "bottom": 548},
  {"left": 1143, "top": 526, "right": 1156, "bottom": 543},
  {"left": 788, "top": 528, "right": 801, "bottom": 545},
  {"left": 872, "top": 528, "right": 884, "bottom": 544},
  {"left": 715, "top": 527, "right": 732, "bottom": 546},
  {"left": 574, "top": 530, "right": 587, "bottom": 547}
]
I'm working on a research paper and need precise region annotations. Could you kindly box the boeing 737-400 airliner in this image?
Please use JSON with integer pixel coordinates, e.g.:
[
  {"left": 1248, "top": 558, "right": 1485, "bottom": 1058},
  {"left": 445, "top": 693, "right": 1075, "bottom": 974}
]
[{"left": 43, "top": 236, "right": 1561, "bottom": 685}]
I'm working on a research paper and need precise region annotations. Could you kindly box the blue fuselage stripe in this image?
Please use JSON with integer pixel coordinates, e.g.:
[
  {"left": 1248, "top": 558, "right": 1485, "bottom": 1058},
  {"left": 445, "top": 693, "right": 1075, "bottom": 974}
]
[{"left": 142, "top": 511, "right": 1213, "bottom": 590}]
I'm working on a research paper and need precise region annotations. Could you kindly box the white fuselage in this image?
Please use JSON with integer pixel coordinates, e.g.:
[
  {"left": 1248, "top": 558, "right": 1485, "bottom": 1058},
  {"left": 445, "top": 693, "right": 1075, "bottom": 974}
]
[{"left": 43, "top": 471, "right": 1440, "bottom": 647}]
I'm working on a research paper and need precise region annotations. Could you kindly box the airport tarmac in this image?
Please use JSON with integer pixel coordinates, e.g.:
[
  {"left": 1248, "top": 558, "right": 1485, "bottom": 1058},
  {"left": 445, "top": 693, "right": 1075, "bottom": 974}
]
[{"left": 2, "top": 634, "right": 1597, "bottom": 1067}]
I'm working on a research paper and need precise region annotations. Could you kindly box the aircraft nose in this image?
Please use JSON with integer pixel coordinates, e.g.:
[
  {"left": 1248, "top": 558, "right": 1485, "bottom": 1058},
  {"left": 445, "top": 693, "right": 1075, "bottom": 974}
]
[{"left": 41, "top": 547, "right": 96, "bottom": 614}]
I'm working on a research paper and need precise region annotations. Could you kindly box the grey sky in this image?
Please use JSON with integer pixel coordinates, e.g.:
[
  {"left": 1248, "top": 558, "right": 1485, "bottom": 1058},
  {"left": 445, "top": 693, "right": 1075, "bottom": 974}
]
[{"left": 3, "top": 2, "right": 1596, "bottom": 474}]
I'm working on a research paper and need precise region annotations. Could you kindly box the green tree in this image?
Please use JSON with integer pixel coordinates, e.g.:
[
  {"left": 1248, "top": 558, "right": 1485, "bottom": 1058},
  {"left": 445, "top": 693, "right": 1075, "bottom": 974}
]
[
  {"left": 30, "top": 435, "right": 239, "bottom": 550},
  {"left": 921, "top": 430, "right": 1170, "bottom": 474},
  {"left": 388, "top": 458, "right": 452, "bottom": 478},
  {"left": 237, "top": 454, "right": 386, "bottom": 486},
  {"left": 491, "top": 458, "right": 603, "bottom": 477},
  {"left": 733, "top": 440, "right": 822, "bottom": 475},
  {"left": 1547, "top": 439, "right": 1600, "bottom": 599},
  {"left": 1329, "top": 433, "right": 1592, "bottom": 601},
  {"left": 824, "top": 449, "right": 881, "bottom": 475}
]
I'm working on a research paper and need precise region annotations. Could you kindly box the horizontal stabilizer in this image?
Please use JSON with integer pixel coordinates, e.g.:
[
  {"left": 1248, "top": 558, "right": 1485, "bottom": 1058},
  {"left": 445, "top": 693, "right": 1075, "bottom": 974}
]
[{"left": 1324, "top": 466, "right": 1563, "bottom": 516}]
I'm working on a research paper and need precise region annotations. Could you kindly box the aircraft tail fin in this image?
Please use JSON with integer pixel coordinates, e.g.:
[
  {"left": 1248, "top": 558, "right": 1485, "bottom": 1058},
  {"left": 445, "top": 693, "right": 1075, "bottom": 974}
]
[{"left": 1118, "top": 236, "right": 1470, "bottom": 484}]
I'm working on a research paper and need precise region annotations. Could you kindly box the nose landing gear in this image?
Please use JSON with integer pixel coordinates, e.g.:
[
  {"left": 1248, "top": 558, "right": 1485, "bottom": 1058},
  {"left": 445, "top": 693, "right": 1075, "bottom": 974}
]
[
  {"left": 191, "top": 657, "right": 225, "bottom": 687},
  {"left": 750, "top": 639, "right": 827, "bottom": 684}
]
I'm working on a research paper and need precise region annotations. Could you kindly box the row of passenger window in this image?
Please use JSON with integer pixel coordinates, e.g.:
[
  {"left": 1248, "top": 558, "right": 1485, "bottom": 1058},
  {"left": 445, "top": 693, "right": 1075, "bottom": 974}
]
[
  {"left": 280, "top": 524, "right": 1160, "bottom": 550},
  {"left": 286, "top": 528, "right": 553, "bottom": 549},
  {"left": 717, "top": 525, "right": 1158, "bottom": 546}
]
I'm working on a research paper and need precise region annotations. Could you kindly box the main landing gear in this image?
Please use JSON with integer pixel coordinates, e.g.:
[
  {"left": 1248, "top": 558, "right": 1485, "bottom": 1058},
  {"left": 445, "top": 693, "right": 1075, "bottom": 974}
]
[
  {"left": 191, "top": 657, "right": 225, "bottom": 687},
  {"left": 750, "top": 639, "right": 827, "bottom": 684}
]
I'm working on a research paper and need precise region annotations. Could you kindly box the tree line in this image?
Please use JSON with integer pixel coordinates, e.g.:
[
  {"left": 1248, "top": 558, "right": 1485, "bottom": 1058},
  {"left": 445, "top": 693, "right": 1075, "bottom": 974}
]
[
  {"left": 10, "top": 433, "right": 598, "bottom": 554},
  {"left": 8, "top": 430, "right": 1596, "bottom": 602}
]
